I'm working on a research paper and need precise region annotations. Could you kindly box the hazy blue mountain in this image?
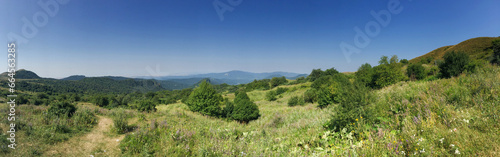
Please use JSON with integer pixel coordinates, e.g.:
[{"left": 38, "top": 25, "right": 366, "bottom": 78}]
[{"left": 139, "top": 70, "right": 307, "bottom": 85}]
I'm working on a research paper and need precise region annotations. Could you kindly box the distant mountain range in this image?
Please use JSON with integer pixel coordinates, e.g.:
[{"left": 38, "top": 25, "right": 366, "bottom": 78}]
[{"left": 36, "top": 70, "right": 307, "bottom": 90}]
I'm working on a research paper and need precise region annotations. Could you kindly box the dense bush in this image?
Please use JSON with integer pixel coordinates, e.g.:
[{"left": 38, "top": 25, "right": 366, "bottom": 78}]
[
  {"left": 317, "top": 74, "right": 351, "bottom": 108},
  {"left": 222, "top": 100, "right": 234, "bottom": 118},
  {"left": 439, "top": 51, "right": 470, "bottom": 78},
  {"left": 354, "top": 63, "right": 373, "bottom": 86},
  {"left": 113, "top": 112, "right": 129, "bottom": 134},
  {"left": 307, "top": 69, "right": 323, "bottom": 82},
  {"left": 270, "top": 76, "right": 288, "bottom": 88},
  {"left": 325, "top": 81, "right": 372, "bottom": 132},
  {"left": 246, "top": 79, "right": 270, "bottom": 91},
  {"left": 303, "top": 88, "right": 318, "bottom": 103},
  {"left": 231, "top": 91, "right": 260, "bottom": 123},
  {"left": 137, "top": 99, "right": 157, "bottom": 112},
  {"left": 371, "top": 55, "right": 406, "bottom": 88},
  {"left": 275, "top": 87, "right": 287, "bottom": 95},
  {"left": 287, "top": 96, "right": 305, "bottom": 107},
  {"left": 406, "top": 63, "right": 426, "bottom": 80},
  {"left": 48, "top": 101, "right": 77, "bottom": 117},
  {"left": 492, "top": 39, "right": 500, "bottom": 64},
  {"left": 186, "top": 81, "right": 223, "bottom": 117},
  {"left": 400, "top": 59, "right": 409, "bottom": 64},
  {"left": 93, "top": 95, "right": 109, "bottom": 107},
  {"left": 265, "top": 90, "right": 277, "bottom": 101}
]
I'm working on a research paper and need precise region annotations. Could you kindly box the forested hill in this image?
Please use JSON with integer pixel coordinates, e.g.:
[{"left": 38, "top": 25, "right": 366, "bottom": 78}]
[{"left": 3, "top": 76, "right": 165, "bottom": 94}]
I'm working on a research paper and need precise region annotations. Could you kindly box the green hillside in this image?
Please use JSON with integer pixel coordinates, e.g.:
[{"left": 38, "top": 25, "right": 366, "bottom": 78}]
[{"left": 410, "top": 37, "right": 500, "bottom": 63}]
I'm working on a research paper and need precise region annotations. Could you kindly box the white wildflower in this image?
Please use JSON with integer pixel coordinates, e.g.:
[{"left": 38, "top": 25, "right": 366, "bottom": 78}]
[
  {"left": 401, "top": 151, "right": 405, "bottom": 155},
  {"left": 419, "top": 137, "right": 424, "bottom": 141},
  {"left": 463, "top": 119, "right": 469, "bottom": 123},
  {"left": 420, "top": 148, "right": 425, "bottom": 153},
  {"left": 116, "top": 139, "right": 120, "bottom": 142},
  {"left": 90, "top": 155, "right": 94, "bottom": 157},
  {"left": 439, "top": 138, "right": 444, "bottom": 144},
  {"left": 450, "top": 144, "right": 455, "bottom": 147},
  {"left": 455, "top": 148, "right": 460, "bottom": 154}
]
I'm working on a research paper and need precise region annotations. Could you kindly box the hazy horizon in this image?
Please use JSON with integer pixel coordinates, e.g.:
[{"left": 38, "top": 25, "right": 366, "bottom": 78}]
[{"left": 2, "top": 0, "right": 499, "bottom": 78}]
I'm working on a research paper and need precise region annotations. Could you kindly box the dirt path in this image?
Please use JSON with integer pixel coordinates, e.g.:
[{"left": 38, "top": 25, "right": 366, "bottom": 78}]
[{"left": 44, "top": 115, "right": 125, "bottom": 157}]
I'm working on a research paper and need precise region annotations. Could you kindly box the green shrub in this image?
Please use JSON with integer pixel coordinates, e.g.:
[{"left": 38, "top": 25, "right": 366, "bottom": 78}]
[
  {"left": 439, "top": 51, "right": 470, "bottom": 78},
  {"left": 72, "top": 107, "right": 97, "bottom": 130},
  {"left": 400, "top": 59, "right": 409, "bottom": 64},
  {"left": 93, "top": 95, "right": 109, "bottom": 107},
  {"left": 137, "top": 99, "right": 157, "bottom": 112},
  {"left": 287, "top": 96, "right": 305, "bottom": 107},
  {"left": 113, "top": 112, "right": 129, "bottom": 134},
  {"left": 231, "top": 91, "right": 260, "bottom": 123},
  {"left": 48, "top": 101, "right": 76, "bottom": 117},
  {"left": 355, "top": 63, "right": 373, "bottom": 86},
  {"left": 492, "top": 39, "right": 500, "bottom": 64},
  {"left": 465, "top": 59, "right": 486, "bottom": 74},
  {"left": 307, "top": 69, "right": 324, "bottom": 82},
  {"left": 270, "top": 76, "right": 288, "bottom": 88},
  {"left": 222, "top": 101, "right": 234, "bottom": 118},
  {"left": 265, "top": 90, "right": 277, "bottom": 101},
  {"left": 275, "top": 87, "right": 287, "bottom": 95},
  {"left": 232, "top": 100, "right": 260, "bottom": 123},
  {"left": 303, "top": 88, "right": 318, "bottom": 103},
  {"left": 325, "top": 82, "right": 372, "bottom": 132},
  {"left": 406, "top": 63, "right": 426, "bottom": 80},
  {"left": 186, "top": 81, "right": 223, "bottom": 117},
  {"left": 371, "top": 56, "right": 406, "bottom": 88}
]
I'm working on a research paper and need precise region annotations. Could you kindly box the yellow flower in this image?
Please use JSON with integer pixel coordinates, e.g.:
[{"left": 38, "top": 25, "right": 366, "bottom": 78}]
[
  {"left": 361, "top": 116, "right": 363, "bottom": 119},
  {"left": 356, "top": 119, "right": 358, "bottom": 121}
]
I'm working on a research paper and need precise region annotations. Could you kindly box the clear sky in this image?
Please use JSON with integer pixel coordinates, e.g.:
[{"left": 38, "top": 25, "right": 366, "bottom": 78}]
[{"left": 1, "top": 0, "right": 499, "bottom": 78}]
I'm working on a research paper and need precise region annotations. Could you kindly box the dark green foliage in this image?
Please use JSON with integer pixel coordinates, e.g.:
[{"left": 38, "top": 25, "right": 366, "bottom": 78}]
[
  {"left": 275, "top": 87, "right": 288, "bottom": 95},
  {"left": 307, "top": 69, "right": 324, "bottom": 82},
  {"left": 400, "top": 59, "right": 409, "bottom": 64},
  {"left": 232, "top": 92, "right": 260, "bottom": 123},
  {"left": 234, "top": 90, "right": 250, "bottom": 104},
  {"left": 287, "top": 96, "right": 305, "bottom": 107},
  {"left": 439, "top": 51, "right": 470, "bottom": 78},
  {"left": 17, "top": 94, "right": 29, "bottom": 104},
  {"left": 406, "top": 63, "right": 426, "bottom": 80},
  {"left": 324, "top": 68, "right": 340, "bottom": 76},
  {"left": 270, "top": 76, "right": 288, "bottom": 88},
  {"left": 354, "top": 63, "right": 373, "bottom": 86},
  {"left": 265, "top": 90, "right": 277, "bottom": 101},
  {"left": 137, "top": 99, "right": 157, "bottom": 112},
  {"left": 48, "top": 101, "right": 76, "bottom": 117},
  {"left": 325, "top": 81, "right": 372, "bottom": 132},
  {"left": 370, "top": 55, "right": 406, "bottom": 89},
  {"left": 311, "top": 75, "right": 332, "bottom": 90},
  {"left": 222, "top": 101, "right": 234, "bottom": 119},
  {"left": 113, "top": 112, "right": 129, "bottom": 134},
  {"left": 303, "top": 88, "right": 318, "bottom": 103},
  {"left": 246, "top": 79, "right": 270, "bottom": 91},
  {"left": 420, "top": 56, "right": 433, "bottom": 64},
  {"left": 466, "top": 59, "right": 486, "bottom": 74},
  {"left": 93, "top": 95, "right": 109, "bottom": 107},
  {"left": 186, "top": 81, "right": 223, "bottom": 117},
  {"left": 492, "top": 39, "right": 500, "bottom": 64},
  {"left": 317, "top": 74, "right": 351, "bottom": 108}
]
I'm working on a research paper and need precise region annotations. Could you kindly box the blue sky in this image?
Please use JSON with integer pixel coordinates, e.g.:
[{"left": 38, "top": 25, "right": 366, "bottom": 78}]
[{"left": 1, "top": 0, "right": 499, "bottom": 78}]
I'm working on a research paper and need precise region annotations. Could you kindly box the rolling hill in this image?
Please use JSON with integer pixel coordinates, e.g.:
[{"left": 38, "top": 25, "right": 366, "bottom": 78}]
[{"left": 410, "top": 37, "right": 500, "bottom": 63}]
